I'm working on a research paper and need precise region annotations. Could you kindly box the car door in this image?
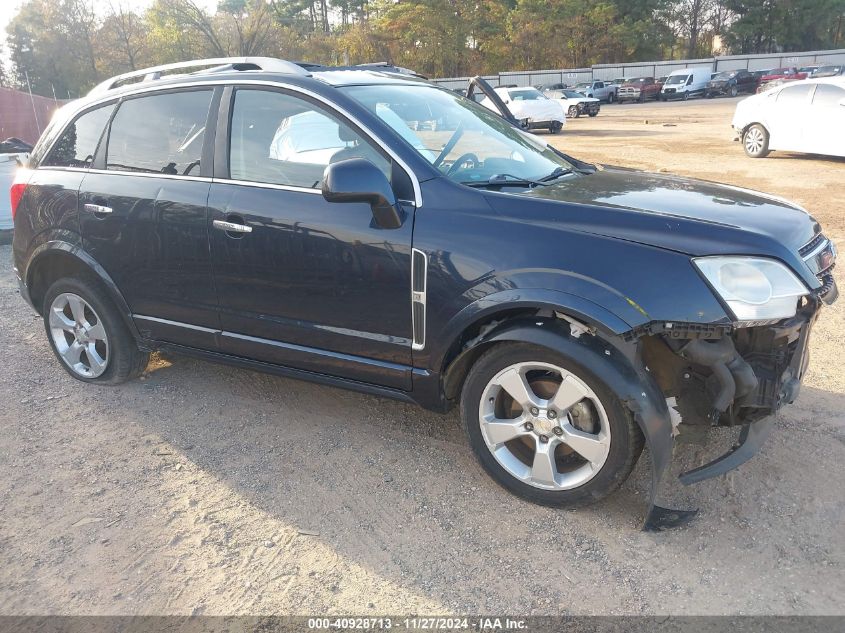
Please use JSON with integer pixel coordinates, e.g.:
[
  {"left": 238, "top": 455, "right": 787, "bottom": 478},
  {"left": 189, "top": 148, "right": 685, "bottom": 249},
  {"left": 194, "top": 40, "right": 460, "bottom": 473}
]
[
  {"left": 766, "top": 84, "right": 813, "bottom": 151},
  {"left": 206, "top": 85, "right": 415, "bottom": 390},
  {"left": 79, "top": 87, "right": 221, "bottom": 349},
  {"left": 805, "top": 83, "right": 845, "bottom": 157}
]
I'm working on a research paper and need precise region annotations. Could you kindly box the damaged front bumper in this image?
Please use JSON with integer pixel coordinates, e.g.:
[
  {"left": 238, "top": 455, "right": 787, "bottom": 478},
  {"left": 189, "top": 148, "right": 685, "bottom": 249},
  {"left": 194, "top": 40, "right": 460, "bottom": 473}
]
[{"left": 639, "top": 279, "right": 836, "bottom": 526}]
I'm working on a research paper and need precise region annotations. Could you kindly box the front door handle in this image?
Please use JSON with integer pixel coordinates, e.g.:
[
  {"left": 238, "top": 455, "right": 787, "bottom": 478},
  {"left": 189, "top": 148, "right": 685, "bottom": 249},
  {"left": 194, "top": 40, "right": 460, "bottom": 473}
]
[
  {"left": 213, "top": 219, "right": 252, "bottom": 234},
  {"left": 84, "top": 203, "right": 113, "bottom": 216}
]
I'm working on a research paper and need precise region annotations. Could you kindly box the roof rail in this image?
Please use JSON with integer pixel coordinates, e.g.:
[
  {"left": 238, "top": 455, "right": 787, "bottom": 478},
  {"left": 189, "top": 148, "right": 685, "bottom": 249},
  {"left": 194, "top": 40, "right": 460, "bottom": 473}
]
[{"left": 87, "top": 57, "right": 311, "bottom": 96}]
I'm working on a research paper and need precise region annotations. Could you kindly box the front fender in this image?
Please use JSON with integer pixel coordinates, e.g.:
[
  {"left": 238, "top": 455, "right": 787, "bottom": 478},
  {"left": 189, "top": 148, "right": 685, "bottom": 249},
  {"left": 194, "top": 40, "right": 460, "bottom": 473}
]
[
  {"left": 428, "top": 284, "right": 641, "bottom": 378},
  {"left": 471, "top": 317, "right": 695, "bottom": 530}
]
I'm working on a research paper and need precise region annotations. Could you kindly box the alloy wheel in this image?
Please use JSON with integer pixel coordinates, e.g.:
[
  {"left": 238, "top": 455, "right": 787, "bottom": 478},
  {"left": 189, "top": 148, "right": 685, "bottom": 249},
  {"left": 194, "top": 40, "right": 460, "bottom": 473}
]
[
  {"left": 745, "top": 127, "right": 765, "bottom": 155},
  {"left": 478, "top": 362, "right": 610, "bottom": 490},
  {"left": 48, "top": 292, "right": 109, "bottom": 378}
]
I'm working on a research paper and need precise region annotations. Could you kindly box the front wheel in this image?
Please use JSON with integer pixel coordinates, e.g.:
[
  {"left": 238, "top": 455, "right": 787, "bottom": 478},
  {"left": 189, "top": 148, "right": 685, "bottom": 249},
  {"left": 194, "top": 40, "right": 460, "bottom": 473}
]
[
  {"left": 43, "top": 276, "right": 149, "bottom": 384},
  {"left": 682, "top": 91, "right": 690, "bottom": 101},
  {"left": 743, "top": 124, "right": 771, "bottom": 158},
  {"left": 607, "top": 93, "right": 615, "bottom": 104},
  {"left": 548, "top": 121, "right": 562, "bottom": 134},
  {"left": 567, "top": 105, "right": 579, "bottom": 118},
  {"left": 729, "top": 85, "right": 738, "bottom": 97},
  {"left": 461, "top": 342, "right": 643, "bottom": 507},
  {"left": 588, "top": 111, "right": 598, "bottom": 117}
]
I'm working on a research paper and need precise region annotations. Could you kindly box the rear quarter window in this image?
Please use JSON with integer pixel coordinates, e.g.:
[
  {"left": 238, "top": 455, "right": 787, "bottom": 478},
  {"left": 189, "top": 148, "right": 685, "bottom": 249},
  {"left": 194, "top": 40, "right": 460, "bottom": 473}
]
[{"left": 41, "top": 104, "right": 115, "bottom": 169}]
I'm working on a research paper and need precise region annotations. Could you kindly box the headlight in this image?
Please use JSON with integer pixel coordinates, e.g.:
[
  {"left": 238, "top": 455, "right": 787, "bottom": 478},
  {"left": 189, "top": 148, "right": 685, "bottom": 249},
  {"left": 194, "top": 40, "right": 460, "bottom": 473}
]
[{"left": 693, "top": 256, "right": 808, "bottom": 321}]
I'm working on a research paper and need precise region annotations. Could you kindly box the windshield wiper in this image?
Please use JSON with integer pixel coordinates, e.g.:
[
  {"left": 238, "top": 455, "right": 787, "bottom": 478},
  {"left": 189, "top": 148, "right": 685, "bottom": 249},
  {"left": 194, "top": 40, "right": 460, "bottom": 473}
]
[
  {"left": 461, "top": 173, "right": 547, "bottom": 188},
  {"left": 538, "top": 166, "right": 573, "bottom": 182}
]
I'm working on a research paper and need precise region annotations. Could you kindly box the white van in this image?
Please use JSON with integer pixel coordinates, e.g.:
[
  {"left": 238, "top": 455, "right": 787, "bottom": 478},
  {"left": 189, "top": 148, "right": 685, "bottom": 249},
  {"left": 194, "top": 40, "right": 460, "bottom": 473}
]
[{"left": 660, "top": 67, "right": 712, "bottom": 101}]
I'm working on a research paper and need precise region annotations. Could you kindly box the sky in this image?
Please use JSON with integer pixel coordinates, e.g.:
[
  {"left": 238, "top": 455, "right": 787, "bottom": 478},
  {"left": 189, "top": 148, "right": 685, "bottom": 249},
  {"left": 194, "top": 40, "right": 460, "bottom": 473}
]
[{"left": 0, "top": 0, "right": 220, "bottom": 36}]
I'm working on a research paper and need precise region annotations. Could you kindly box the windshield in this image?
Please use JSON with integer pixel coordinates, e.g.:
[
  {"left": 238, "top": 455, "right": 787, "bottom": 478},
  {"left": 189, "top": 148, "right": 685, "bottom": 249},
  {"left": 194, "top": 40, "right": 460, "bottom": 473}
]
[
  {"left": 664, "top": 75, "right": 688, "bottom": 85},
  {"left": 343, "top": 84, "right": 575, "bottom": 185},
  {"left": 563, "top": 90, "right": 584, "bottom": 99},
  {"left": 628, "top": 77, "right": 648, "bottom": 84},
  {"left": 714, "top": 71, "right": 737, "bottom": 80},
  {"left": 508, "top": 88, "right": 546, "bottom": 101},
  {"left": 573, "top": 83, "right": 590, "bottom": 91}
]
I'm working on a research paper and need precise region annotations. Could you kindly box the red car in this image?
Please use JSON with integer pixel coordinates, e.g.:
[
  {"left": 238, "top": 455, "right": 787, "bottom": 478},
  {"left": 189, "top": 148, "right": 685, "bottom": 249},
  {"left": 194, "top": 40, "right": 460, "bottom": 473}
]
[
  {"left": 757, "top": 67, "right": 807, "bottom": 93},
  {"left": 760, "top": 67, "right": 807, "bottom": 82}
]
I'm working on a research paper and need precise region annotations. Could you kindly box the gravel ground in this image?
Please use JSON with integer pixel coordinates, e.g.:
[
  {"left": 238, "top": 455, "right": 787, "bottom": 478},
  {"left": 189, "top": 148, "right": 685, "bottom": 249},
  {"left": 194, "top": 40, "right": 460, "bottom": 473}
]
[{"left": 0, "top": 98, "right": 843, "bottom": 616}]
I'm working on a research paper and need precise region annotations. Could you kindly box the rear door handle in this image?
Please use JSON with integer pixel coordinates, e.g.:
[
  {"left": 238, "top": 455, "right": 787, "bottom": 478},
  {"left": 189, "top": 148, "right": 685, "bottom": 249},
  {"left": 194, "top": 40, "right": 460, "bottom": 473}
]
[
  {"left": 84, "top": 203, "right": 113, "bottom": 216},
  {"left": 213, "top": 219, "right": 252, "bottom": 234}
]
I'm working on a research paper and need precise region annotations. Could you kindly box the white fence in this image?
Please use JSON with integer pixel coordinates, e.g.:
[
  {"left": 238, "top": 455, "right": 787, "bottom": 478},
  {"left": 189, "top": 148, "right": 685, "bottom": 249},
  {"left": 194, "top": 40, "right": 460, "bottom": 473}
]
[{"left": 432, "top": 48, "right": 845, "bottom": 89}]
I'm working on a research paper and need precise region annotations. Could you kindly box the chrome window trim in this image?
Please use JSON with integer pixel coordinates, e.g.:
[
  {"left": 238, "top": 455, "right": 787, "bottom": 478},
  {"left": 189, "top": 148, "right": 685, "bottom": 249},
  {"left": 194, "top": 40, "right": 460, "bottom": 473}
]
[
  {"left": 37, "top": 78, "right": 423, "bottom": 208},
  {"left": 212, "top": 178, "right": 322, "bottom": 195}
]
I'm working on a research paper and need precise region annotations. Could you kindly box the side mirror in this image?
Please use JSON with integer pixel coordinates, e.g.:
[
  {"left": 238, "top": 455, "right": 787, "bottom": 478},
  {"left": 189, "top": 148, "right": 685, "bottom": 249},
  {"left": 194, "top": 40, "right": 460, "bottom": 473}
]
[{"left": 322, "top": 158, "right": 402, "bottom": 230}]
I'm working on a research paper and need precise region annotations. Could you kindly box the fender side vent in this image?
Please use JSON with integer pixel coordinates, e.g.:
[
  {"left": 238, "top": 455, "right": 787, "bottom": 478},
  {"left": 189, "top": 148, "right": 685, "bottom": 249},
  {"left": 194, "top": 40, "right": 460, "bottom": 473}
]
[{"left": 411, "top": 248, "right": 427, "bottom": 350}]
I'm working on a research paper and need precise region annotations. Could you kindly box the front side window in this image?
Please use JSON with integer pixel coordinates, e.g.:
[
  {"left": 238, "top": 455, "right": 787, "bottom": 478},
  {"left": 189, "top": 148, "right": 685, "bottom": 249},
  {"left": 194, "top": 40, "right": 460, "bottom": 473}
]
[
  {"left": 106, "top": 90, "right": 212, "bottom": 175},
  {"left": 228, "top": 88, "right": 391, "bottom": 189},
  {"left": 344, "top": 84, "right": 575, "bottom": 186},
  {"left": 777, "top": 85, "right": 811, "bottom": 104},
  {"left": 43, "top": 104, "right": 114, "bottom": 168}
]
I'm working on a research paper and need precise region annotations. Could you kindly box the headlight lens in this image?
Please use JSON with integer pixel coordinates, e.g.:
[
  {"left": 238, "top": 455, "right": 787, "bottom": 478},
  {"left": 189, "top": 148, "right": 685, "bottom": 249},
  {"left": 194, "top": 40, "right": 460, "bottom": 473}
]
[{"left": 693, "top": 256, "right": 808, "bottom": 321}]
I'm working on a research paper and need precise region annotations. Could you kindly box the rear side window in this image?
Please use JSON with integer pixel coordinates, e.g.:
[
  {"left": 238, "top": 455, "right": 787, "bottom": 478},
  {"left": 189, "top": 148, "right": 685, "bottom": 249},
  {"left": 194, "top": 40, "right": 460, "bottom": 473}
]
[
  {"left": 42, "top": 104, "right": 114, "bottom": 168},
  {"left": 812, "top": 84, "right": 845, "bottom": 107},
  {"left": 106, "top": 90, "right": 212, "bottom": 175}
]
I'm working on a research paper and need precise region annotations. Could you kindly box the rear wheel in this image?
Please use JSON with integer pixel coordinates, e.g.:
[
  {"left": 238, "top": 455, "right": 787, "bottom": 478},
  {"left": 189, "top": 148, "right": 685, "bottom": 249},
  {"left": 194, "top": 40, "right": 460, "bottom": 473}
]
[
  {"left": 567, "top": 105, "right": 580, "bottom": 118},
  {"left": 743, "top": 124, "right": 770, "bottom": 158},
  {"left": 43, "top": 276, "right": 149, "bottom": 384},
  {"left": 461, "top": 342, "right": 643, "bottom": 507}
]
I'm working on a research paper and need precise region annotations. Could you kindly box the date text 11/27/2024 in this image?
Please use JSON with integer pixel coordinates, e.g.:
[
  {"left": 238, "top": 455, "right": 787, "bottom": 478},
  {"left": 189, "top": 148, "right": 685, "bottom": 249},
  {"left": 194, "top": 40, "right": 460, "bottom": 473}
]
[{"left": 307, "top": 617, "right": 528, "bottom": 630}]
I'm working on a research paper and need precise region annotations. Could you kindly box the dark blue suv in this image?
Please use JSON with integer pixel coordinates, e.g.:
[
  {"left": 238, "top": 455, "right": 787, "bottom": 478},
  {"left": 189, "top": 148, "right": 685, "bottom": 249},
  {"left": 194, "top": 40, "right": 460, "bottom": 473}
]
[{"left": 11, "top": 58, "right": 838, "bottom": 528}]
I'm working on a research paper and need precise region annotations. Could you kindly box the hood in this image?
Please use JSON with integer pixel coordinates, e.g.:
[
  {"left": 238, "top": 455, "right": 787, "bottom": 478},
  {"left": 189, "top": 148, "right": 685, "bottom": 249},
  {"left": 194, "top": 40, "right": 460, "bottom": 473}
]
[{"left": 486, "top": 167, "right": 819, "bottom": 282}]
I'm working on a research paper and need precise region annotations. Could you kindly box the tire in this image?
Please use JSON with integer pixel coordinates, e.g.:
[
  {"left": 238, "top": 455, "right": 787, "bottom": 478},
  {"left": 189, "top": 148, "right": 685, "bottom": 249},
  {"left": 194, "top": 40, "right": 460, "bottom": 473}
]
[
  {"left": 548, "top": 121, "right": 562, "bottom": 134},
  {"left": 42, "top": 276, "right": 149, "bottom": 384},
  {"left": 743, "top": 124, "right": 771, "bottom": 158},
  {"left": 729, "top": 85, "right": 738, "bottom": 97},
  {"left": 682, "top": 91, "right": 690, "bottom": 101},
  {"left": 638, "top": 92, "right": 645, "bottom": 103},
  {"left": 607, "top": 92, "right": 615, "bottom": 104},
  {"left": 588, "top": 111, "right": 598, "bottom": 117},
  {"left": 567, "top": 105, "right": 579, "bottom": 118},
  {"left": 460, "top": 342, "right": 644, "bottom": 507}
]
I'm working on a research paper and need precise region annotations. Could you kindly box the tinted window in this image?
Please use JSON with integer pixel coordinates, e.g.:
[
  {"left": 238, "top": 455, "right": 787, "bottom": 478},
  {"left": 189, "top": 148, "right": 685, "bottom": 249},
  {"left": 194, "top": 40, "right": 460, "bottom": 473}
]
[
  {"left": 106, "top": 90, "right": 212, "bottom": 175},
  {"left": 229, "top": 88, "right": 390, "bottom": 189},
  {"left": 777, "top": 85, "right": 811, "bottom": 104},
  {"left": 43, "top": 104, "right": 114, "bottom": 168}
]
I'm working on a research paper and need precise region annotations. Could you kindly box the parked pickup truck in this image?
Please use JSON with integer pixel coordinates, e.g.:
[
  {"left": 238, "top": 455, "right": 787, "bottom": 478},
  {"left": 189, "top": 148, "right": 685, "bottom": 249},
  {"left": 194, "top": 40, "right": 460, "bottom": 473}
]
[
  {"left": 617, "top": 77, "right": 663, "bottom": 103},
  {"left": 571, "top": 80, "right": 618, "bottom": 103}
]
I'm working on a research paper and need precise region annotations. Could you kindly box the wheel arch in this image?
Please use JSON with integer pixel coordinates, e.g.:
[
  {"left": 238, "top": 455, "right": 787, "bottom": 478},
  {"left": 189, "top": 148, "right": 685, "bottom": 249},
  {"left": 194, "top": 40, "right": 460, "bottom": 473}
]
[
  {"left": 438, "top": 290, "right": 633, "bottom": 404},
  {"left": 25, "top": 241, "right": 142, "bottom": 342}
]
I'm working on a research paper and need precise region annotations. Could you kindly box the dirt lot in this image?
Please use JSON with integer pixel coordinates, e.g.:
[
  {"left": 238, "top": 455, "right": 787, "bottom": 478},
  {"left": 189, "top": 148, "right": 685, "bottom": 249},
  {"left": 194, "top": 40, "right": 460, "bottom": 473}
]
[{"left": 1, "top": 97, "right": 843, "bottom": 616}]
